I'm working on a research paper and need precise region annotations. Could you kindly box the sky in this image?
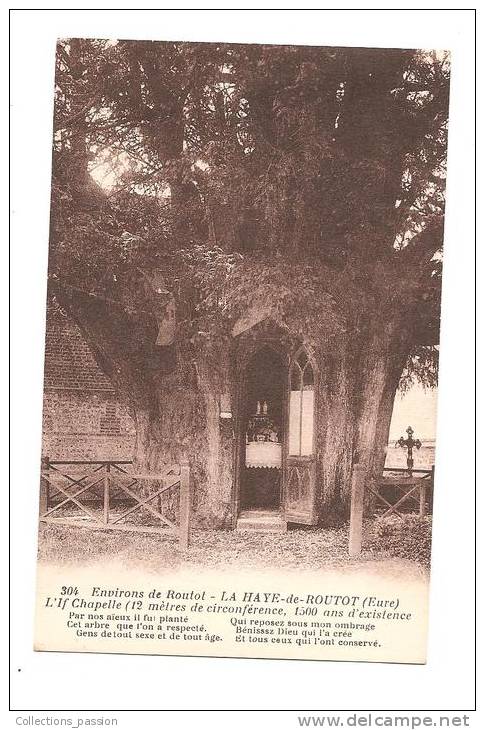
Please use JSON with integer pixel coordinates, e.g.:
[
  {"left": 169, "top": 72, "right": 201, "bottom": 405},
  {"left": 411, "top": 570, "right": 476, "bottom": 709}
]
[{"left": 389, "top": 384, "right": 437, "bottom": 442}]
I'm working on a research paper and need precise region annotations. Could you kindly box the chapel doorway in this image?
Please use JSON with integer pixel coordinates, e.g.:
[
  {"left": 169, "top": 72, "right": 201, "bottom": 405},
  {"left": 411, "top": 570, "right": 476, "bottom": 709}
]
[{"left": 240, "top": 346, "right": 286, "bottom": 510}]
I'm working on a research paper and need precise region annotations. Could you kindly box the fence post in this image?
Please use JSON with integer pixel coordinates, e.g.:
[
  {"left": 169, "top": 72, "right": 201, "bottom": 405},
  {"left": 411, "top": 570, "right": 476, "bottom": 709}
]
[
  {"left": 103, "top": 463, "right": 111, "bottom": 524},
  {"left": 349, "top": 464, "right": 366, "bottom": 557},
  {"left": 39, "top": 456, "right": 50, "bottom": 517},
  {"left": 419, "top": 479, "right": 427, "bottom": 517},
  {"left": 179, "top": 462, "right": 192, "bottom": 550},
  {"left": 429, "top": 465, "right": 435, "bottom": 514}
]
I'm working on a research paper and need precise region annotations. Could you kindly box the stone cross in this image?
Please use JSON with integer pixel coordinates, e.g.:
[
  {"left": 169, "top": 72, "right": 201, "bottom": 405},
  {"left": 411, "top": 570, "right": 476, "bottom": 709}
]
[{"left": 396, "top": 425, "right": 422, "bottom": 475}]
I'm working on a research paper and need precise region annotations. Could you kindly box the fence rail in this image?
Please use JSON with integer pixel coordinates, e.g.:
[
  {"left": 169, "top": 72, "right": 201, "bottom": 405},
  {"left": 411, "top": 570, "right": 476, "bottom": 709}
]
[
  {"left": 372, "top": 465, "right": 434, "bottom": 519},
  {"left": 39, "top": 458, "right": 192, "bottom": 549}
]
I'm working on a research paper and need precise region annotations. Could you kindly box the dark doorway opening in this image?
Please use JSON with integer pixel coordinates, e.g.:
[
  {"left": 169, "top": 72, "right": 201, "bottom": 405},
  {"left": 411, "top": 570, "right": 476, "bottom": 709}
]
[{"left": 240, "top": 346, "right": 286, "bottom": 510}]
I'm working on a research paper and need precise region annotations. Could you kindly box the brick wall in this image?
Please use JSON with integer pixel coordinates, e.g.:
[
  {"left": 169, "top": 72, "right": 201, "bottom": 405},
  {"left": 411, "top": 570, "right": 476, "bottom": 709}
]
[
  {"left": 42, "top": 390, "right": 136, "bottom": 461},
  {"left": 42, "top": 308, "right": 136, "bottom": 461}
]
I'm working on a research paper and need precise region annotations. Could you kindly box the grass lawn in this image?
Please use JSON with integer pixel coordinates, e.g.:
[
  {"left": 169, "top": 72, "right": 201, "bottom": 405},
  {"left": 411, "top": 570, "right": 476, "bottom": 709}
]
[{"left": 37, "top": 516, "right": 431, "bottom": 578}]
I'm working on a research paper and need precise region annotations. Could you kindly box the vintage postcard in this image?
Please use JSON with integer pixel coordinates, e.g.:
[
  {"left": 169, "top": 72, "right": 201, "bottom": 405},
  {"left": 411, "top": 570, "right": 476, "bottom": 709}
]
[{"left": 35, "top": 38, "right": 449, "bottom": 663}]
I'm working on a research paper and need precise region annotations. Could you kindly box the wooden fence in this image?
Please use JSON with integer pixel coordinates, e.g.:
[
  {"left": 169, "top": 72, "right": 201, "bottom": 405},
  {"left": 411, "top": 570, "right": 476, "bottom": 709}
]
[
  {"left": 368, "top": 466, "right": 434, "bottom": 519},
  {"left": 349, "top": 464, "right": 434, "bottom": 557},
  {"left": 39, "top": 458, "right": 192, "bottom": 549}
]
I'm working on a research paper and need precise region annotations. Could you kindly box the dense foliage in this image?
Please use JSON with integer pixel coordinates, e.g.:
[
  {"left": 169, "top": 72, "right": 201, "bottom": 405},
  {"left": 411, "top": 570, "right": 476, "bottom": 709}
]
[
  {"left": 50, "top": 39, "right": 449, "bottom": 385},
  {"left": 369, "top": 515, "right": 433, "bottom": 567}
]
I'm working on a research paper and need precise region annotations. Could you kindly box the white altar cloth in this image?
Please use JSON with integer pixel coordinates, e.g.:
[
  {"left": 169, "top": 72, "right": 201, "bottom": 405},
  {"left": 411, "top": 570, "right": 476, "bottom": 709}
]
[{"left": 245, "top": 442, "right": 282, "bottom": 469}]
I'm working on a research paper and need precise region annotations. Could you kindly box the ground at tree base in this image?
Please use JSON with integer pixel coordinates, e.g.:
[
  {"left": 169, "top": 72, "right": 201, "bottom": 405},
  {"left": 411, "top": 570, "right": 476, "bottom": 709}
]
[{"left": 37, "top": 516, "right": 431, "bottom": 577}]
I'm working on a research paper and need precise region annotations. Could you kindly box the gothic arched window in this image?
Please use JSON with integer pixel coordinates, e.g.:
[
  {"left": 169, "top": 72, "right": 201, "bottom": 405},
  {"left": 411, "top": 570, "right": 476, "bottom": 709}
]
[{"left": 288, "top": 349, "right": 315, "bottom": 456}]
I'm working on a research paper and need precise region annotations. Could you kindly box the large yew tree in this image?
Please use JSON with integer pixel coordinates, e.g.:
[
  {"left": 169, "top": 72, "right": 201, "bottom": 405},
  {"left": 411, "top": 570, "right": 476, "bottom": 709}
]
[{"left": 49, "top": 39, "right": 448, "bottom": 525}]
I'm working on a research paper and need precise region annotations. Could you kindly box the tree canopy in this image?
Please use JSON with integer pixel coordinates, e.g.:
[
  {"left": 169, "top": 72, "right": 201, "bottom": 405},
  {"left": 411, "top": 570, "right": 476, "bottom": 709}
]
[{"left": 50, "top": 39, "right": 449, "bottom": 386}]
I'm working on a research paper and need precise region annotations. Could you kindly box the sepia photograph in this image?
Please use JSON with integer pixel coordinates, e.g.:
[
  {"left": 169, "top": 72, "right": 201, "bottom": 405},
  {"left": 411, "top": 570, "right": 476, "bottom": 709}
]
[
  {"left": 32, "top": 35, "right": 451, "bottom": 664},
  {"left": 7, "top": 5, "right": 480, "bottom": 722}
]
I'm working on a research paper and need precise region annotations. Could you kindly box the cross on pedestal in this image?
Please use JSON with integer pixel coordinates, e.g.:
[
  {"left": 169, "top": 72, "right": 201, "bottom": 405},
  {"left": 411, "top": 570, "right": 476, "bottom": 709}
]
[{"left": 396, "top": 425, "right": 422, "bottom": 475}]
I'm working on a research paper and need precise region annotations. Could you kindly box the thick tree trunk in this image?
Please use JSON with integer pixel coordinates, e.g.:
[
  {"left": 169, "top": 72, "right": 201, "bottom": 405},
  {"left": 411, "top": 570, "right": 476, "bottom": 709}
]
[
  {"left": 370, "top": 355, "right": 408, "bottom": 481},
  {"left": 61, "top": 286, "right": 411, "bottom": 529},
  {"left": 193, "top": 342, "right": 234, "bottom": 527},
  {"left": 316, "top": 346, "right": 356, "bottom": 522},
  {"left": 353, "top": 325, "right": 410, "bottom": 516},
  {"left": 129, "top": 343, "right": 234, "bottom": 528},
  {"left": 58, "top": 289, "right": 234, "bottom": 527},
  {"left": 314, "top": 323, "right": 408, "bottom": 523}
]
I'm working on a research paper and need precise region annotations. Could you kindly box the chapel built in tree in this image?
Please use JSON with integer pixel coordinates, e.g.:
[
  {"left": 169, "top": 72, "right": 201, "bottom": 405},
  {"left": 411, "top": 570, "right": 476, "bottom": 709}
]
[{"left": 49, "top": 39, "right": 447, "bottom": 527}]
